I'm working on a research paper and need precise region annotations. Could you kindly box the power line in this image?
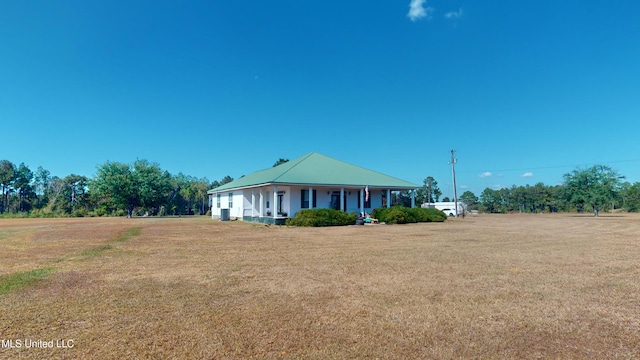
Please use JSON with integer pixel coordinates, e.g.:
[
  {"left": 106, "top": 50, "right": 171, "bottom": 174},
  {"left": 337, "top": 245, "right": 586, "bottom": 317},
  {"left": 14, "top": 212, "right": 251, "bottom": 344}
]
[{"left": 460, "top": 158, "right": 640, "bottom": 175}]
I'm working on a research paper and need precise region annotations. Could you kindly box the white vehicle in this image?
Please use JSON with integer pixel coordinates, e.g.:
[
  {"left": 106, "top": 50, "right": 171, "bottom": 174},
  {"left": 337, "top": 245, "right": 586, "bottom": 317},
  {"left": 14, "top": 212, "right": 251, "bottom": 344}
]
[{"left": 421, "top": 201, "right": 466, "bottom": 217}]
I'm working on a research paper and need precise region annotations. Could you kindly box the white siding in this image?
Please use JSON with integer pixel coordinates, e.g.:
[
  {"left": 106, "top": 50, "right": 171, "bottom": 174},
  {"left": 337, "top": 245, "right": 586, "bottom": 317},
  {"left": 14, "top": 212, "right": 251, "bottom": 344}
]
[
  {"left": 289, "top": 188, "right": 303, "bottom": 216},
  {"left": 210, "top": 190, "right": 244, "bottom": 219},
  {"left": 211, "top": 193, "right": 222, "bottom": 218}
]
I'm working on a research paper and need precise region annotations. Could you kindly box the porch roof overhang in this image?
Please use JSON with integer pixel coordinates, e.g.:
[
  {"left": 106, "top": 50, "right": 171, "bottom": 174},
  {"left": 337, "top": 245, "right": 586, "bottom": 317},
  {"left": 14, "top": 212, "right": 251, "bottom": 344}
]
[{"left": 207, "top": 182, "right": 416, "bottom": 194}]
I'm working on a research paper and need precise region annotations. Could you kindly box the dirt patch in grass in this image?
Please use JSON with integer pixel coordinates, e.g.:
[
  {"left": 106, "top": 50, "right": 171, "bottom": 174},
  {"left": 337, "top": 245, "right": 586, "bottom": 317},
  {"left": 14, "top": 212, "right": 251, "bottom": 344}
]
[{"left": 1, "top": 215, "right": 639, "bottom": 358}]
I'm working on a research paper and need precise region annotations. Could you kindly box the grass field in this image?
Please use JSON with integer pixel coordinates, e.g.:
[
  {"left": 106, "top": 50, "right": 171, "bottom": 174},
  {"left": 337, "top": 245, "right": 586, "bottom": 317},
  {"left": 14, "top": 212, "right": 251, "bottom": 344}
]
[{"left": 1, "top": 214, "right": 639, "bottom": 359}]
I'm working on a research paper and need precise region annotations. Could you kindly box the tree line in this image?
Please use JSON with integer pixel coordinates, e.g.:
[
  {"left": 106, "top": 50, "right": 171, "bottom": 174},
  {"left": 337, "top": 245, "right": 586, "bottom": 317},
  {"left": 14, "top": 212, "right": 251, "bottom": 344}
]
[
  {"left": 2, "top": 158, "right": 639, "bottom": 218},
  {"left": 395, "top": 165, "right": 640, "bottom": 216},
  {"left": 0, "top": 159, "right": 233, "bottom": 218}
]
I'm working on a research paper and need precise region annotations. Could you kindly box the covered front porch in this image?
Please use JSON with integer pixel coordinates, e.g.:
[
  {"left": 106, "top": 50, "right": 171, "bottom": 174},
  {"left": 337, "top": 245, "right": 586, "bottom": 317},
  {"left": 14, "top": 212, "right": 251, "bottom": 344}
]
[{"left": 240, "top": 184, "right": 416, "bottom": 224}]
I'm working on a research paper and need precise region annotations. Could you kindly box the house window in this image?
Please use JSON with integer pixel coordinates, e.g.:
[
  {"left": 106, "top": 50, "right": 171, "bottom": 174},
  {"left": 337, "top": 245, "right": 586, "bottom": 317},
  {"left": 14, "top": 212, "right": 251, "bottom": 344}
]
[
  {"left": 301, "top": 189, "right": 317, "bottom": 208},
  {"left": 228, "top": 193, "right": 233, "bottom": 208},
  {"left": 216, "top": 194, "right": 221, "bottom": 208},
  {"left": 266, "top": 191, "right": 270, "bottom": 209}
]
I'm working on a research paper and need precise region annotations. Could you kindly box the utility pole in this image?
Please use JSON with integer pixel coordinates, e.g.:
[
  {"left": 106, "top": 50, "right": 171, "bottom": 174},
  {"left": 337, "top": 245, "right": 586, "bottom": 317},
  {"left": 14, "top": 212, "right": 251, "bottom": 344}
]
[{"left": 450, "top": 149, "right": 459, "bottom": 217}]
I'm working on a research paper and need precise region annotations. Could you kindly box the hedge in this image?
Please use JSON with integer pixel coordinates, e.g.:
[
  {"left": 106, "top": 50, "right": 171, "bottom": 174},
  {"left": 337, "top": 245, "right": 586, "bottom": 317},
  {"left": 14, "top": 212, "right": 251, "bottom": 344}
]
[
  {"left": 286, "top": 208, "right": 358, "bottom": 227},
  {"left": 371, "top": 206, "right": 447, "bottom": 224}
]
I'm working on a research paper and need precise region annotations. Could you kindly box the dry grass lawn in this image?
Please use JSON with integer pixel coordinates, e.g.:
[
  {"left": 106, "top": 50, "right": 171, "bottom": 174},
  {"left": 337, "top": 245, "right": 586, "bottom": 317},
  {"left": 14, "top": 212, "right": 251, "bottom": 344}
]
[{"left": 1, "top": 214, "right": 639, "bottom": 359}]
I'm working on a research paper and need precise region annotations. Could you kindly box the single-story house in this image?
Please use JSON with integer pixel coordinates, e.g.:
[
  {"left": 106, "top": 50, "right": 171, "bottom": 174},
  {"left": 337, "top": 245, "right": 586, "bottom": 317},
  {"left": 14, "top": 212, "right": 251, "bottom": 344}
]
[{"left": 207, "top": 152, "right": 419, "bottom": 224}]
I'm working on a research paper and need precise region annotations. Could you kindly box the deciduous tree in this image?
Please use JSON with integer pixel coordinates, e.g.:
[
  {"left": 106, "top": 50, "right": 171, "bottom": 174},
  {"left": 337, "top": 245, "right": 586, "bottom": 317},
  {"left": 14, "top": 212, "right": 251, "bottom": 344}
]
[
  {"left": 93, "top": 161, "right": 135, "bottom": 216},
  {"left": 480, "top": 188, "right": 502, "bottom": 213},
  {"left": 621, "top": 182, "right": 640, "bottom": 212},
  {"left": 563, "top": 165, "right": 624, "bottom": 216},
  {"left": 48, "top": 174, "right": 90, "bottom": 214},
  {"left": 459, "top": 190, "right": 478, "bottom": 209}
]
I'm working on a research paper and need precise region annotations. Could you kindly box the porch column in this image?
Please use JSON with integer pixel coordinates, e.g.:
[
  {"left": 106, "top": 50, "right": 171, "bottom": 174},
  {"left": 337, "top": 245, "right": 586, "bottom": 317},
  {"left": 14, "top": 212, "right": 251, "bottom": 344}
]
[
  {"left": 259, "top": 189, "right": 263, "bottom": 217},
  {"left": 273, "top": 185, "right": 278, "bottom": 217},
  {"left": 309, "top": 187, "right": 314, "bottom": 209},
  {"left": 251, "top": 189, "right": 255, "bottom": 217},
  {"left": 340, "top": 188, "right": 345, "bottom": 212},
  {"left": 386, "top": 189, "right": 391, "bottom": 208},
  {"left": 411, "top": 190, "right": 415, "bottom": 208},
  {"left": 360, "top": 188, "right": 364, "bottom": 216}
]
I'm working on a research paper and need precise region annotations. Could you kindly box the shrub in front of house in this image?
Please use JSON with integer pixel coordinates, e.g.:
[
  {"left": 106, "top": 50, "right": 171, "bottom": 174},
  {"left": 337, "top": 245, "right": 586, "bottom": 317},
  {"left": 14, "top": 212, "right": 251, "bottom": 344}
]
[
  {"left": 373, "top": 207, "right": 407, "bottom": 224},
  {"left": 421, "top": 207, "right": 448, "bottom": 222},
  {"left": 286, "top": 208, "right": 357, "bottom": 227},
  {"left": 371, "top": 206, "right": 446, "bottom": 224}
]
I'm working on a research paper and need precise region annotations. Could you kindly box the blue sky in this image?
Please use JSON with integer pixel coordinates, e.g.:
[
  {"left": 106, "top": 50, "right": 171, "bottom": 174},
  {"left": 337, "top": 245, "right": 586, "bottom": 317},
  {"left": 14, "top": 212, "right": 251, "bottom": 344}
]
[{"left": 2, "top": 0, "right": 639, "bottom": 199}]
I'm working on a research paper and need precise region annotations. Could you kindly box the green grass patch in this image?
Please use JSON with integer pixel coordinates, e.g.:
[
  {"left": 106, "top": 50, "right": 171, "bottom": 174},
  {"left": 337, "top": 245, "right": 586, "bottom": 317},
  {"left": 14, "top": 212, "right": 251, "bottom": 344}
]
[
  {"left": 0, "top": 230, "right": 17, "bottom": 239},
  {"left": 74, "top": 227, "right": 140, "bottom": 260},
  {"left": 114, "top": 227, "right": 142, "bottom": 242},
  {"left": 0, "top": 267, "right": 55, "bottom": 295},
  {"left": 81, "top": 244, "right": 113, "bottom": 257}
]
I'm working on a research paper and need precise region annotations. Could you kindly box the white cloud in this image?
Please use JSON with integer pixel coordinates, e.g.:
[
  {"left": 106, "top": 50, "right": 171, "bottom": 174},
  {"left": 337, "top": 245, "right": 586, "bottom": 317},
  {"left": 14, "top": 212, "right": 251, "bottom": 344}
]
[
  {"left": 407, "top": 0, "right": 434, "bottom": 22},
  {"left": 521, "top": 172, "right": 534, "bottom": 178},
  {"left": 479, "top": 171, "right": 492, "bottom": 178},
  {"left": 444, "top": 8, "right": 462, "bottom": 20}
]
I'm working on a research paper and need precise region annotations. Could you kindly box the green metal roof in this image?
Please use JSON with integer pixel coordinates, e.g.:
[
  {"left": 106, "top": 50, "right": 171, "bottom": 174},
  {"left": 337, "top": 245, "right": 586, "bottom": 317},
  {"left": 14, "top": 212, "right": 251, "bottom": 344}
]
[{"left": 208, "top": 152, "right": 419, "bottom": 193}]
